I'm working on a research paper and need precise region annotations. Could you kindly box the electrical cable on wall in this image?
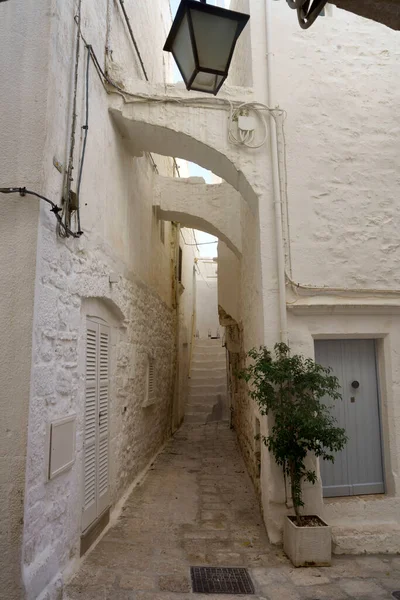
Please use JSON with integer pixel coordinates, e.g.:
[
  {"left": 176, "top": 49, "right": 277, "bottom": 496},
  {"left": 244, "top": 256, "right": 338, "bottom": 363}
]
[
  {"left": 62, "top": 0, "right": 83, "bottom": 238},
  {"left": 117, "top": 0, "right": 148, "bottom": 81},
  {"left": 76, "top": 43, "right": 91, "bottom": 235},
  {"left": 0, "top": 188, "right": 82, "bottom": 238}
]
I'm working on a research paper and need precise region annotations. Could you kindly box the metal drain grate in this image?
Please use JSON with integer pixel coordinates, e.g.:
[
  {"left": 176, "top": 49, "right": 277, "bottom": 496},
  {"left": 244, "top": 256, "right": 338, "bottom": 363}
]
[
  {"left": 392, "top": 592, "right": 400, "bottom": 600},
  {"left": 191, "top": 566, "right": 255, "bottom": 595}
]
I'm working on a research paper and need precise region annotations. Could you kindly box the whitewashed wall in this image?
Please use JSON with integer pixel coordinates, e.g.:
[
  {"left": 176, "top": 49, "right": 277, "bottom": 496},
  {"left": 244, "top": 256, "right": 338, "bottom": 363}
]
[
  {"left": 174, "top": 228, "right": 198, "bottom": 429},
  {"left": 0, "top": 2, "right": 47, "bottom": 597},
  {"left": 226, "top": 0, "right": 400, "bottom": 548},
  {"left": 196, "top": 259, "right": 221, "bottom": 339},
  {"left": 270, "top": 2, "right": 400, "bottom": 289}
]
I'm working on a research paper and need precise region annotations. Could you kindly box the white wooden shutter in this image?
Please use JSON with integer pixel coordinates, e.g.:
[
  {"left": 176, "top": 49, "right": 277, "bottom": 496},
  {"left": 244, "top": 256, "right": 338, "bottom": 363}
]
[
  {"left": 82, "top": 321, "right": 98, "bottom": 531},
  {"left": 148, "top": 359, "right": 155, "bottom": 402},
  {"left": 97, "top": 324, "right": 110, "bottom": 514},
  {"left": 82, "top": 320, "right": 110, "bottom": 531}
]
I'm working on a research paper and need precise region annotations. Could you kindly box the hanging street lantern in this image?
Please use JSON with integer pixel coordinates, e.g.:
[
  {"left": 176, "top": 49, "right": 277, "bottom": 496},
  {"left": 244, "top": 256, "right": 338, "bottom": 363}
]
[{"left": 164, "top": 0, "right": 250, "bottom": 96}]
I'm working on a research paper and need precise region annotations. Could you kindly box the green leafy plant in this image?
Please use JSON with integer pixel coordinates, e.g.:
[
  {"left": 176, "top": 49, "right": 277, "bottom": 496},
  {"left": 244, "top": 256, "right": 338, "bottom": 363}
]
[{"left": 238, "top": 343, "right": 347, "bottom": 524}]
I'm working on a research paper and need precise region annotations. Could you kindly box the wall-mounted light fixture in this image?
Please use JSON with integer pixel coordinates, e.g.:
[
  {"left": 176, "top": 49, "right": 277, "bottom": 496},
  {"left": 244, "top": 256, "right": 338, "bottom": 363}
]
[{"left": 164, "top": 0, "right": 249, "bottom": 95}]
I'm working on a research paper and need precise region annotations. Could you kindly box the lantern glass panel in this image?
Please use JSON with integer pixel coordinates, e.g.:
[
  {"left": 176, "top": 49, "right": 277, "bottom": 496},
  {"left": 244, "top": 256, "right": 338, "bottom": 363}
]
[
  {"left": 190, "top": 9, "right": 239, "bottom": 72},
  {"left": 191, "top": 72, "right": 224, "bottom": 94},
  {"left": 171, "top": 12, "right": 196, "bottom": 84}
]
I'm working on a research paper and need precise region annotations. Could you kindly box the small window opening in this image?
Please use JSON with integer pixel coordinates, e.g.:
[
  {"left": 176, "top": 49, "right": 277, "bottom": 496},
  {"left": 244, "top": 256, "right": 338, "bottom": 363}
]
[{"left": 146, "top": 357, "right": 155, "bottom": 405}]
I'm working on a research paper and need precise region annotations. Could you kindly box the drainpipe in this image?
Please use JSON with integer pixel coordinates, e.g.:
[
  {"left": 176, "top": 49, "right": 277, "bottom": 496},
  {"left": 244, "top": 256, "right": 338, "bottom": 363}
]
[{"left": 265, "top": 0, "right": 288, "bottom": 345}]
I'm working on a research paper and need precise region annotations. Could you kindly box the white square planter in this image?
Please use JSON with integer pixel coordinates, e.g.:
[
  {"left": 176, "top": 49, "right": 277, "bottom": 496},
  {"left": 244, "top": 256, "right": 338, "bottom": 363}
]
[{"left": 283, "top": 516, "right": 331, "bottom": 567}]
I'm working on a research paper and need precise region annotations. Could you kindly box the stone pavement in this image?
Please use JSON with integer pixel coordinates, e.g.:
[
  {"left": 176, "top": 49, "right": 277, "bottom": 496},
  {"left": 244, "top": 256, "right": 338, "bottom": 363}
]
[{"left": 64, "top": 423, "right": 400, "bottom": 600}]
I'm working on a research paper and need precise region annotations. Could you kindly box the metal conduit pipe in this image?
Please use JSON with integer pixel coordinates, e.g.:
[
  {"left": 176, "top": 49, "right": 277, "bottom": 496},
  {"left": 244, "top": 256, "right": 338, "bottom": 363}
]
[{"left": 265, "top": 0, "right": 288, "bottom": 345}]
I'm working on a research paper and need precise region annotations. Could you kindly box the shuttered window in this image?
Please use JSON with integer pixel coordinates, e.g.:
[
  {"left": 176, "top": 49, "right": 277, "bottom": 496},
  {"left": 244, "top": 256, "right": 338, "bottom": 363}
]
[
  {"left": 82, "top": 320, "right": 110, "bottom": 531},
  {"left": 148, "top": 358, "right": 155, "bottom": 401}
]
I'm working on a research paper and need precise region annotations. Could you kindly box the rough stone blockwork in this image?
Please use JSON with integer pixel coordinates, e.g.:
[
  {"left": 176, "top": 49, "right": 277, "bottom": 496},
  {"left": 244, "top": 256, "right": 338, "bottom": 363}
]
[{"left": 23, "top": 219, "right": 175, "bottom": 598}]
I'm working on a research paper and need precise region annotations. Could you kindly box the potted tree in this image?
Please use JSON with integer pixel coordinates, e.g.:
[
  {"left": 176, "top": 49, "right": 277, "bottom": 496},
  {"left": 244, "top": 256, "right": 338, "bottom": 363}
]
[{"left": 239, "top": 343, "right": 347, "bottom": 567}]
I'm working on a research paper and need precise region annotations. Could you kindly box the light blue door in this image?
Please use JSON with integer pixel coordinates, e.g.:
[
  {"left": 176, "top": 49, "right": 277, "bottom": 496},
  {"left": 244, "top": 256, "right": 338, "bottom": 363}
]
[{"left": 314, "top": 339, "right": 384, "bottom": 498}]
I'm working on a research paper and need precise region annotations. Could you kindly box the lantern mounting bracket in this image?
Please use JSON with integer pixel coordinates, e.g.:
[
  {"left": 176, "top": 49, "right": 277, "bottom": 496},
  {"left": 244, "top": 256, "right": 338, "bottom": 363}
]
[{"left": 286, "top": 0, "right": 327, "bottom": 29}]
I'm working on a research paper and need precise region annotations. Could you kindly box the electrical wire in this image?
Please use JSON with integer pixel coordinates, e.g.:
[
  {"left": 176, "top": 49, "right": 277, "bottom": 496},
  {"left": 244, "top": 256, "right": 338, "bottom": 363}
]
[
  {"left": 118, "top": 0, "right": 148, "bottom": 81},
  {"left": 192, "top": 230, "right": 200, "bottom": 253},
  {"left": 285, "top": 271, "right": 400, "bottom": 298},
  {"left": 180, "top": 230, "right": 217, "bottom": 247},
  {"left": 76, "top": 30, "right": 251, "bottom": 112},
  {"left": 0, "top": 188, "right": 82, "bottom": 238},
  {"left": 182, "top": 240, "right": 217, "bottom": 246},
  {"left": 76, "top": 43, "right": 91, "bottom": 233},
  {"left": 63, "top": 0, "right": 83, "bottom": 237}
]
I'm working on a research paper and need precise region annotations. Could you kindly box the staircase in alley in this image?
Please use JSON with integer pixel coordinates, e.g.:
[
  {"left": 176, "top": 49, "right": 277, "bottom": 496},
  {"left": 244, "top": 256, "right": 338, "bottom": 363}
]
[{"left": 185, "top": 339, "right": 229, "bottom": 424}]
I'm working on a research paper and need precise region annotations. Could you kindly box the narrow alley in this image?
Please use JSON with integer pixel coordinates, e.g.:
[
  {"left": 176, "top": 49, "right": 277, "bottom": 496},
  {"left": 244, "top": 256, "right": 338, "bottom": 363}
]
[{"left": 65, "top": 423, "right": 400, "bottom": 600}]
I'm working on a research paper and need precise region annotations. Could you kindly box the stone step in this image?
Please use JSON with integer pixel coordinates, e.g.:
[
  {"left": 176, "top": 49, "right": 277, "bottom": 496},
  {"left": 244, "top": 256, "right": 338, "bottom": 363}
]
[
  {"left": 192, "top": 357, "right": 226, "bottom": 367},
  {"left": 184, "top": 414, "right": 208, "bottom": 424},
  {"left": 188, "top": 390, "right": 227, "bottom": 404},
  {"left": 188, "top": 385, "right": 227, "bottom": 399},
  {"left": 185, "top": 413, "right": 229, "bottom": 425},
  {"left": 187, "top": 395, "right": 223, "bottom": 405},
  {"left": 194, "top": 339, "right": 223, "bottom": 347},
  {"left": 189, "top": 374, "right": 226, "bottom": 384},
  {"left": 331, "top": 522, "right": 400, "bottom": 555},
  {"left": 193, "top": 345, "right": 225, "bottom": 355},
  {"left": 188, "top": 376, "right": 226, "bottom": 392},
  {"left": 187, "top": 400, "right": 213, "bottom": 409},
  {"left": 185, "top": 405, "right": 213, "bottom": 415},
  {"left": 191, "top": 368, "right": 226, "bottom": 377}
]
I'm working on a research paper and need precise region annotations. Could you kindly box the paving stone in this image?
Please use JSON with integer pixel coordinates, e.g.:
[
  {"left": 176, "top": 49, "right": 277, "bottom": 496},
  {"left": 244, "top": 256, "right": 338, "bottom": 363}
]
[
  {"left": 287, "top": 568, "right": 331, "bottom": 586},
  {"left": 64, "top": 587, "right": 106, "bottom": 600},
  {"left": 105, "top": 590, "right": 135, "bottom": 599},
  {"left": 205, "top": 551, "right": 244, "bottom": 565},
  {"left": 251, "top": 566, "right": 290, "bottom": 586},
  {"left": 298, "top": 583, "right": 350, "bottom": 599},
  {"left": 63, "top": 423, "right": 400, "bottom": 600},
  {"left": 355, "top": 555, "right": 392, "bottom": 574},
  {"left": 261, "top": 583, "right": 301, "bottom": 600},
  {"left": 376, "top": 576, "right": 400, "bottom": 592},
  {"left": 201, "top": 509, "right": 231, "bottom": 521},
  {"left": 119, "top": 572, "right": 156, "bottom": 590},
  {"left": 158, "top": 574, "right": 191, "bottom": 593},
  {"left": 201, "top": 520, "right": 228, "bottom": 530},
  {"left": 69, "top": 567, "right": 116, "bottom": 587},
  {"left": 338, "top": 578, "right": 387, "bottom": 597}
]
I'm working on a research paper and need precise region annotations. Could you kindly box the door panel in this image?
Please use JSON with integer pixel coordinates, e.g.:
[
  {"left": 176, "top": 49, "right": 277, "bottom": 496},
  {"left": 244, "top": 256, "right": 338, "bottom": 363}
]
[
  {"left": 315, "top": 340, "right": 351, "bottom": 497},
  {"left": 82, "top": 323, "right": 98, "bottom": 531},
  {"left": 97, "top": 325, "right": 110, "bottom": 514},
  {"left": 315, "top": 339, "right": 384, "bottom": 498},
  {"left": 82, "top": 320, "right": 110, "bottom": 532}
]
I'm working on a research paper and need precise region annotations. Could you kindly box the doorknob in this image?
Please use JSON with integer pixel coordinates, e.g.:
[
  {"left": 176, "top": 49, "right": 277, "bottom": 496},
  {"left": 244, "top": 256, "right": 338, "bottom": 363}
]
[{"left": 351, "top": 380, "right": 360, "bottom": 389}]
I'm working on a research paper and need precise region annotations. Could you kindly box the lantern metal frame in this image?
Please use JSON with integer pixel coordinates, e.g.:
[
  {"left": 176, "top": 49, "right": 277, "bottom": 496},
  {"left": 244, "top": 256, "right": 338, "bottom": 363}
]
[{"left": 164, "top": 0, "right": 250, "bottom": 95}]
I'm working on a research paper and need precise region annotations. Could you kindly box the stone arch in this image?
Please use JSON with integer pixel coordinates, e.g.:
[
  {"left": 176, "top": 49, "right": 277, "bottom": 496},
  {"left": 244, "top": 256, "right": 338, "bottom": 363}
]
[
  {"left": 109, "top": 91, "right": 260, "bottom": 215},
  {"left": 160, "top": 209, "right": 239, "bottom": 257},
  {"left": 154, "top": 176, "right": 243, "bottom": 257}
]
